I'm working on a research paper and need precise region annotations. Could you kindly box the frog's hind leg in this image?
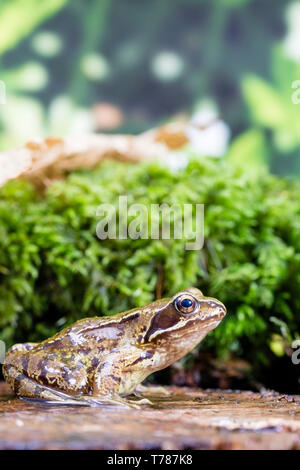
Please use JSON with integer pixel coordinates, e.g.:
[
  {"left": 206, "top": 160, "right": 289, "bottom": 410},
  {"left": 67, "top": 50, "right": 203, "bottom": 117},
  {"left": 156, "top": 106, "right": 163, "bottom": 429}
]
[
  {"left": 2, "top": 364, "right": 91, "bottom": 406},
  {"left": 3, "top": 364, "right": 142, "bottom": 408}
]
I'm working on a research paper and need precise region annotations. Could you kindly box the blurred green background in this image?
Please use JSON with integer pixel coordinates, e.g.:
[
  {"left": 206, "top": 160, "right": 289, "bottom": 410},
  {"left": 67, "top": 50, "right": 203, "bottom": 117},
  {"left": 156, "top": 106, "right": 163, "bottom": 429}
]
[{"left": 0, "top": 0, "right": 300, "bottom": 175}]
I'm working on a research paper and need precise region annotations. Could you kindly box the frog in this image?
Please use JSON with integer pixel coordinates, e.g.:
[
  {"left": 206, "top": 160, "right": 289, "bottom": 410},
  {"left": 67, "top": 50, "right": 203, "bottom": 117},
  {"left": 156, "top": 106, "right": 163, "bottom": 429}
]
[{"left": 3, "top": 287, "right": 226, "bottom": 408}]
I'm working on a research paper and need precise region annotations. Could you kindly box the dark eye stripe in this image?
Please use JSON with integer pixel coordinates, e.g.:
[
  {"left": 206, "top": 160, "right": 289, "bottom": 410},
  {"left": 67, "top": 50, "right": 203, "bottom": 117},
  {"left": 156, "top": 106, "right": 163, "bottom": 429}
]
[{"left": 143, "top": 307, "right": 180, "bottom": 343}]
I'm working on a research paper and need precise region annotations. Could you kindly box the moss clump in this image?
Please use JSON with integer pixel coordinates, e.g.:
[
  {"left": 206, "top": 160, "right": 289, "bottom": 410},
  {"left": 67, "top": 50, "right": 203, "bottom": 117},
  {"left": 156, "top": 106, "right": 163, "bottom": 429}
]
[{"left": 0, "top": 158, "right": 299, "bottom": 389}]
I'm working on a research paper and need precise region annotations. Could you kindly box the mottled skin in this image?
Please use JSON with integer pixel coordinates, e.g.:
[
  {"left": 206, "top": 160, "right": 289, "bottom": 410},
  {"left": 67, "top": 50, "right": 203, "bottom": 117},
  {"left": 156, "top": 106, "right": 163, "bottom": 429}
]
[{"left": 3, "top": 288, "right": 226, "bottom": 408}]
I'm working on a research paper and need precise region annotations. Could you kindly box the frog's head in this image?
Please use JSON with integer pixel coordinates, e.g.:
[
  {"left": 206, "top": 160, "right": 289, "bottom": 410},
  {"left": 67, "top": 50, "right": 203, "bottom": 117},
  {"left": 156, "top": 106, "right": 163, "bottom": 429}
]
[{"left": 139, "top": 287, "right": 226, "bottom": 368}]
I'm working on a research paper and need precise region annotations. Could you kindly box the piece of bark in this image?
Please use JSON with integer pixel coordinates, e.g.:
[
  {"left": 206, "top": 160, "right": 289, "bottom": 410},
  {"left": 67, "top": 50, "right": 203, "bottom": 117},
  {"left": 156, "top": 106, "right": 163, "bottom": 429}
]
[
  {"left": 0, "top": 123, "right": 190, "bottom": 188},
  {"left": 0, "top": 382, "right": 299, "bottom": 450}
]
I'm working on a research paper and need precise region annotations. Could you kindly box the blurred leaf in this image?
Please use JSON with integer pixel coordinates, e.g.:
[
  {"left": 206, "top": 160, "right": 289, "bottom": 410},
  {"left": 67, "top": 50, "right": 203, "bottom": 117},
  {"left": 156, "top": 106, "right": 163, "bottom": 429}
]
[
  {"left": 243, "top": 65, "right": 300, "bottom": 159},
  {"left": 242, "top": 75, "right": 287, "bottom": 129},
  {"left": 271, "top": 45, "right": 300, "bottom": 98},
  {"left": 0, "top": 0, "right": 68, "bottom": 55},
  {"left": 227, "top": 129, "right": 269, "bottom": 172}
]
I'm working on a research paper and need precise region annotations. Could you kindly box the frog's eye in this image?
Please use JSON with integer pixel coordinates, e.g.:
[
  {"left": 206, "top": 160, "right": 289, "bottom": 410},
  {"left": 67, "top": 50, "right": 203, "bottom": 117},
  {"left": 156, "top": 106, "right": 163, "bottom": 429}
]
[{"left": 174, "top": 294, "right": 197, "bottom": 314}]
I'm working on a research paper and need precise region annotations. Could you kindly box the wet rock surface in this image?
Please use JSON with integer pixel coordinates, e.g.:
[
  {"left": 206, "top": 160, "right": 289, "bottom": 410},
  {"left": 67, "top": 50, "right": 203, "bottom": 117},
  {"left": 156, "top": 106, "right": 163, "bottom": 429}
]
[{"left": 0, "top": 382, "right": 299, "bottom": 450}]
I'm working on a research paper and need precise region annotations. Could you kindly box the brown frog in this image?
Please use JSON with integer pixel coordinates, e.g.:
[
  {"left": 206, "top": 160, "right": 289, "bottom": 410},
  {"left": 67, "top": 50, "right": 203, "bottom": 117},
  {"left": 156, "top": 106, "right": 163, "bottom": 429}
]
[{"left": 3, "top": 288, "right": 226, "bottom": 407}]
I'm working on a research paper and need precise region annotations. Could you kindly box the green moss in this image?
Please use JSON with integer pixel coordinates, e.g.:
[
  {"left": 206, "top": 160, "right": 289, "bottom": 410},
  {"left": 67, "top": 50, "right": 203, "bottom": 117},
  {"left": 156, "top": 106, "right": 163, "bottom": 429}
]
[{"left": 0, "top": 157, "right": 299, "bottom": 387}]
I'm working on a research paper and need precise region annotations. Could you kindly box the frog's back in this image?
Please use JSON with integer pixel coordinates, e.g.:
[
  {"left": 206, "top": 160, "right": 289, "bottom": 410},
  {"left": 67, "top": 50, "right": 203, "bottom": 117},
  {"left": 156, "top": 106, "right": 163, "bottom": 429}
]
[
  {"left": 3, "top": 317, "right": 122, "bottom": 396},
  {"left": 27, "top": 316, "right": 125, "bottom": 360},
  {"left": 5, "top": 313, "right": 136, "bottom": 371}
]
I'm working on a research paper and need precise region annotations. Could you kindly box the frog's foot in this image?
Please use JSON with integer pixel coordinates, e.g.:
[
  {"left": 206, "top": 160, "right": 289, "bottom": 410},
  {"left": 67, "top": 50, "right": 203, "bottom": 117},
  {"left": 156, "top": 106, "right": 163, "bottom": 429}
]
[
  {"left": 135, "top": 384, "right": 171, "bottom": 396},
  {"left": 21, "top": 395, "right": 92, "bottom": 407},
  {"left": 77, "top": 394, "right": 147, "bottom": 409},
  {"left": 23, "top": 395, "right": 142, "bottom": 408},
  {"left": 131, "top": 394, "right": 153, "bottom": 406}
]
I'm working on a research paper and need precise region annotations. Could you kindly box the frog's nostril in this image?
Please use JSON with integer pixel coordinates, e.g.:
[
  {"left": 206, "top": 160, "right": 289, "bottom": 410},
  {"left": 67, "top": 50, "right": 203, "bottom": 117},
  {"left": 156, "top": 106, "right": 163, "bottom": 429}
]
[
  {"left": 205, "top": 300, "right": 226, "bottom": 312},
  {"left": 217, "top": 303, "right": 226, "bottom": 317},
  {"left": 210, "top": 301, "right": 226, "bottom": 318},
  {"left": 220, "top": 303, "right": 226, "bottom": 314}
]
